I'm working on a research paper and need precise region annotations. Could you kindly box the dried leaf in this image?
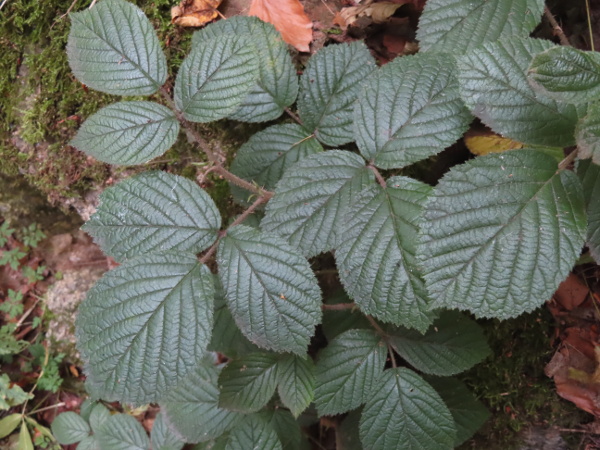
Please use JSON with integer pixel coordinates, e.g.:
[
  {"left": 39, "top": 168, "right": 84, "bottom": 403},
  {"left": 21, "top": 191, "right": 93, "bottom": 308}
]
[
  {"left": 248, "top": 0, "right": 313, "bottom": 52},
  {"left": 171, "top": 0, "right": 222, "bottom": 28},
  {"left": 553, "top": 274, "right": 589, "bottom": 311},
  {"left": 335, "top": 0, "right": 408, "bottom": 30},
  {"left": 464, "top": 129, "right": 523, "bottom": 156}
]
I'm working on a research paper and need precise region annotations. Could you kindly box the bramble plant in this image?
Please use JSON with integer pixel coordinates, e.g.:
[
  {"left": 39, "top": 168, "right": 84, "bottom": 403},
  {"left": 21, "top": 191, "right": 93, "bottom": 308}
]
[{"left": 48, "top": 0, "right": 600, "bottom": 448}]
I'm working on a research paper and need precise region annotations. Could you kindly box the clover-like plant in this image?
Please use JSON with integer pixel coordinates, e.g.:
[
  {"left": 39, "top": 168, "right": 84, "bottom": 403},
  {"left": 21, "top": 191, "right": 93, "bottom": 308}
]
[{"left": 50, "top": 0, "right": 600, "bottom": 448}]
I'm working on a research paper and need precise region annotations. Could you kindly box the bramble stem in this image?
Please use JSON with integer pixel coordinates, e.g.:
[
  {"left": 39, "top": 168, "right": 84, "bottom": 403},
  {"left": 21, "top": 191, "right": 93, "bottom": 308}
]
[
  {"left": 321, "top": 302, "right": 356, "bottom": 311},
  {"left": 544, "top": 6, "right": 570, "bottom": 47},
  {"left": 366, "top": 315, "right": 387, "bottom": 336},
  {"left": 558, "top": 150, "right": 577, "bottom": 171},
  {"left": 388, "top": 344, "right": 398, "bottom": 368},
  {"left": 368, "top": 164, "right": 387, "bottom": 188},
  {"left": 284, "top": 107, "right": 302, "bottom": 125}
]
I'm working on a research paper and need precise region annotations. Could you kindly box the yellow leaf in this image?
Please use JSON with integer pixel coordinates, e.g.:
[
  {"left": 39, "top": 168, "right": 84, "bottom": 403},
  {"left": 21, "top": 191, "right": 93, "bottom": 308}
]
[
  {"left": 171, "top": 0, "right": 223, "bottom": 28},
  {"left": 464, "top": 130, "right": 523, "bottom": 156}
]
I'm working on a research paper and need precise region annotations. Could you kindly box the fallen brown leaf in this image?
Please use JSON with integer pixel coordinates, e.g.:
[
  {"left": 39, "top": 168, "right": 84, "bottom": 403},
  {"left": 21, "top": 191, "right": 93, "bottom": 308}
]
[
  {"left": 554, "top": 273, "right": 590, "bottom": 311},
  {"left": 171, "top": 0, "right": 223, "bottom": 28},
  {"left": 334, "top": 0, "right": 409, "bottom": 30},
  {"left": 248, "top": 0, "right": 313, "bottom": 52}
]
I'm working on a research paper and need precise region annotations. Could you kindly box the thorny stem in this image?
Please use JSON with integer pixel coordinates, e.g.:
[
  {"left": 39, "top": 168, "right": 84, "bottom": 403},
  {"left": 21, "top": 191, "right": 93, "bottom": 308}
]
[
  {"left": 544, "top": 6, "right": 571, "bottom": 47},
  {"left": 558, "top": 150, "right": 577, "bottom": 171},
  {"left": 368, "top": 164, "right": 387, "bottom": 188},
  {"left": 321, "top": 302, "right": 356, "bottom": 311}
]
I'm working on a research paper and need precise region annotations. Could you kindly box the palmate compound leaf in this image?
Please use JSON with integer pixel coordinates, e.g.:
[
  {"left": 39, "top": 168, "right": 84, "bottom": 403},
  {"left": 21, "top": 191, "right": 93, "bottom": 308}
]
[
  {"left": 83, "top": 171, "right": 221, "bottom": 262},
  {"left": 229, "top": 124, "right": 323, "bottom": 206},
  {"left": 76, "top": 253, "right": 215, "bottom": 404},
  {"left": 417, "top": 0, "right": 544, "bottom": 54},
  {"left": 576, "top": 160, "right": 600, "bottom": 263},
  {"left": 424, "top": 376, "right": 491, "bottom": 447},
  {"left": 576, "top": 102, "right": 600, "bottom": 164},
  {"left": 418, "top": 149, "right": 587, "bottom": 319},
  {"left": 96, "top": 414, "right": 150, "bottom": 450},
  {"left": 314, "top": 329, "right": 387, "bottom": 416},
  {"left": 297, "top": 41, "right": 376, "bottom": 146},
  {"left": 161, "top": 357, "right": 243, "bottom": 444},
  {"left": 67, "top": 0, "right": 167, "bottom": 95},
  {"left": 217, "top": 225, "right": 322, "bottom": 354},
  {"left": 335, "top": 176, "right": 434, "bottom": 332},
  {"left": 355, "top": 53, "right": 471, "bottom": 169},
  {"left": 528, "top": 46, "right": 600, "bottom": 104},
  {"left": 387, "top": 311, "right": 491, "bottom": 376},
  {"left": 262, "top": 151, "right": 373, "bottom": 258},
  {"left": 71, "top": 101, "right": 179, "bottom": 166},
  {"left": 193, "top": 16, "right": 298, "bottom": 123},
  {"left": 457, "top": 37, "right": 586, "bottom": 147},
  {"left": 175, "top": 35, "right": 259, "bottom": 123},
  {"left": 359, "top": 368, "right": 456, "bottom": 450}
]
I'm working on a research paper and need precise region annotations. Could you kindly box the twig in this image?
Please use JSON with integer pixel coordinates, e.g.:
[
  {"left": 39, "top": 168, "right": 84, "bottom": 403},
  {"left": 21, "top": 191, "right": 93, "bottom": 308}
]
[
  {"left": 321, "top": 302, "right": 356, "bottom": 311},
  {"left": 53, "top": 0, "right": 78, "bottom": 28},
  {"left": 585, "top": 0, "right": 595, "bottom": 51},
  {"left": 368, "top": 165, "right": 387, "bottom": 188},
  {"left": 544, "top": 6, "right": 571, "bottom": 47},
  {"left": 15, "top": 297, "right": 41, "bottom": 330},
  {"left": 284, "top": 107, "right": 303, "bottom": 125},
  {"left": 558, "top": 150, "right": 577, "bottom": 171},
  {"left": 0, "top": 0, "right": 8, "bottom": 11},
  {"left": 28, "top": 402, "right": 66, "bottom": 416}
]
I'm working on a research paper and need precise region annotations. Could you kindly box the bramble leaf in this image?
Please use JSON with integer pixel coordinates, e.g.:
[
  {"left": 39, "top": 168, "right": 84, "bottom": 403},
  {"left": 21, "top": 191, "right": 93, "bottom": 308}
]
[
  {"left": 262, "top": 151, "right": 373, "bottom": 257},
  {"left": 51, "top": 412, "right": 90, "bottom": 445},
  {"left": 225, "top": 415, "right": 282, "bottom": 450},
  {"left": 151, "top": 412, "right": 185, "bottom": 450},
  {"left": 576, "top": 160, "right": 600, "bottom": 264},
  {"left": 576, "top": 102, "right": 600, "bottom": 164},
  {"left": 277, "top": 354, "right": 315, "bottom": 418},
  {"left": 355, "top": 53, "right": 471, "bottom": 169},
  {"left": 335, "top": 176, "right": 433, "bottom": 332},
  {"left": 418, "top": 149, "right": 586, "bottom": 319},
  {"left": 217, "top": 226, "right": 322, "bottom": 354},
  {"left": 83, "top": 171, "right": 221, "bottom": 262},
  {"left": 67, "top": 0, "right": 167, "bottom": 95},
  {"left": 457, "top": 37, "right": 586, "bottom": 147},
  {"left": 76, "top": 253, "right": 214, "bottom": 404},
  {"left": 96, "top": 414, "right": 150, "bottom": 450},
  {"left": 298, "top": 42, "right": 376, "bottom": 146},
  {"left": 71, "top": 101, "right": 179, "bottom": 166}
]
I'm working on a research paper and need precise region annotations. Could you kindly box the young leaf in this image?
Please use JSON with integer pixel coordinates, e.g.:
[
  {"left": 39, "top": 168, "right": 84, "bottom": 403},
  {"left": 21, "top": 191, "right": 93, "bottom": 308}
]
[
  {"left": 355, "top": 53, "right": 471, "bottom": 169},
  {"left": 51, "top": 412, "right": 90, "bottom": 445},
  {"left": 175, "top": 35, "right": 259, "bottom": 123},
  {"left": 0, "top": 414, "right": 21, "bottom": 440},
  {"left": 151, "top": 412, "right": 185, "bottom": 450},
  {"left": 576, "top": 160, "right": 600, "bottom": 264},
  {"left": 71, "top": 101, "right": 179, "bottom": 166},
  {"left": 387, "top": 311, "right": 491, "bottom": 376},
  {"left": 161, "top": 358, "right": 243, "bottom": 443},
  {"left": 314, "top": 329, "right": 387, "bottom": 416},
  {"left": 67, "top": 0, "right": 167, "bottom": 95},
  {"left": 262, "top": 151, "right": 373, "bottom": 257},
  {"left": 230, "top": 124, "right": 323, "bottom": 205},
  {"left": 528, "top": 46, "right": 600, "bottom": 104},
  {"left": 457, "top": 37, "right": 586, "bottom": 147},
  {"left": 335, "top": 176, "right": 433, "bottom": 332},
  {"left": 225, "top": 415, "right": 282, "bottom": 450},
  {"left": 76, "top": 253, "right": 215, "bottom": 404},
  {"left": 576, "top": 102, "right": 600, "bottom": 164},
  {"left": 417, "top": 0, "right": 544, "bottom": 54},
  {"left": 359, "top": 368, "right": 456, "bottom": 450},
  {"left": 96, "top": 414, "right": 150, "bottom": 450},
  {"left": 425, "top": 376, "right": 491, "bottom": 447},
  {"left": 83, "top": 171, "right": 221, "bottom": 262},
  {"left": 193, "top": 17, "right": 299, "bottom": 122},
  {"left": 88, "top": 403, "right": 110, "bottom": 433},
  {"left": 297, "top": 42, "right": 376, "bottom": 146},
  {"left": 418, "top": 149, "right": 586, "bottom": 319},
  {"left": 218, "top": 352, "right": 280, "bottom": 413},
  {"left": 217, "top": 225, "right": 322, "bottom": 354},
  {"left": 277, "top": 354, "right": 315, "bottom": 418}
]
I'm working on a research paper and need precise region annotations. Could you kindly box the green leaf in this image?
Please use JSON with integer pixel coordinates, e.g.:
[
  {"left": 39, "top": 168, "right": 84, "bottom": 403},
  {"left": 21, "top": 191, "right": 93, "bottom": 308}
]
[
  {"left": 193, "top": 17, "right": 298, "bottom": 122},
  {"left": 151, "top": 412, "right": 185, "bottom": 450},
  {"left": 297, "top": 42, "right": 376, "bottom": 146},
  {"left": 88, "top": 403, "right": 110, "bottom": 433},
  {"left": 388, "top": 311, "right": 490, "bottom": 376},
  {"left": 67, "top": 0, "right": 166, "bottom": 95},
  {"left": 161, "top": 358, "right": 243, "bottom": 443},
  {"left": 528, "top": 46, "right": 600, "bottom": 104},
  {"left": 218, "top": 352, "right": 279, "bottom": 413},
  {"left": 217, "top": 225, "right": 322, "bottom": 354},
  {"left": 576, "top": 160, "right": 600, "bottom": 264},
  {"left": 262, "top": 151, "right": 373, "bottom": 257},
  {"left": 230, "top": 124, "right": 322, "bottom": 206},
  {"left": 76, "top": 253, "right": 215, "bottom": 404},
  {"left": 0, "top": 414, "right": 22, "bottom": 439},
  {"left": 71, "top": 101, "right": 179, "bottom": 166},
  {"left": 83, "top": 171, "right": 221, "bottom": 262},
  {"left": 0, "top": 373, "right": 32, "bottom": 409},
  {"left": 79, "top": 399, "right": 95, "bottom": 422},
  {"left": 321, "top": 292, "right": 370, "bottom": 342},
  {"left": 175, "top": 35, "right": 259, "bottom": 123},
  {"left": 314, "top": 329, "right": 387, "bottom": 416},
  {"left": 425, "top": 376, "right": 490, "bottom": 446},
  {"left": 96, "top": 414, "right": 150, "bottom": 450},
  {"left": 51, "top": 412, "right": 90, "bottom": 445},
  {"left": 263, "top": 409, "right": 304, "bottom": 450},
  {"left": 77, "top": 435, "right": 101, "bottom": 450},
  {"left": 417, "top": 0, "right": 544, "bottom": 54},
  {"left": 277, "top": 355, "right": 315, "bottom": 418},
  {"left": 576, "top": 102, "right": 600, "bottom": 164},
  {"left": 335, "top": 176, "right": 433, "bottom": 332},
  {"left": 418, "top": 149, "right": 586, "bottom": 319},
  {"left": 225, "top": 415, "right": 282, "bottom": 450},
  {"left": 360, "top": 369, "right": 456, "bottom": 449},
  {"left": 457, "top": 37, "right": 585, "bottom": 147},
  {"left": 355, "top": 53, "right": 470, "bottom": 169},
  {"left": 18, "top": 423, "right": 34, "bottom": 450}
]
